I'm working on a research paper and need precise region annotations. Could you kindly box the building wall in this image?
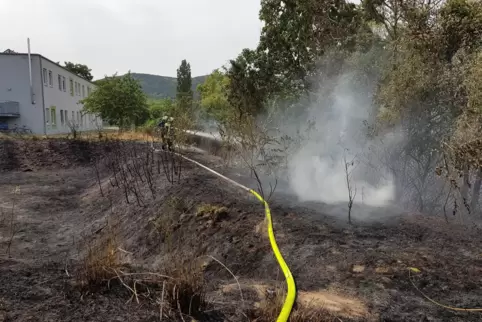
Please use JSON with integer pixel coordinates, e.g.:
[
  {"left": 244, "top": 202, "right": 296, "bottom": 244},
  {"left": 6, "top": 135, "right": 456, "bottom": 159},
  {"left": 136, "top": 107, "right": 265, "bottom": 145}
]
[
  {"left": 40, "top": 57, "right": 100, "bottom": 135},
  {"left": 0, "top": 55, "right": 45, "bottom": 133}
]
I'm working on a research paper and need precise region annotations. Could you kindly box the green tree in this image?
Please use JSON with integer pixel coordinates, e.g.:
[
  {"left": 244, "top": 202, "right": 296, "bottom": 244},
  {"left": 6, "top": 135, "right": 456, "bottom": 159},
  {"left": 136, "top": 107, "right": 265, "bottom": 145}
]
[
  {"left": 226, "top": 49, "right": 270, "bottom": 117},
  {"left": 257, "top": 0, "right": 364, "bottom": 92},
  {"left": 176, "top": 59, "right": 193, "bottom": 109},
  {"left": 148, "top": 98, "right": 175, "bottom": 120},
  {"left": 198, "top": 70, "right": 232, "bottom": 123},
  {"left": 64, "top": 62, "right": 94, "bottom": 81},
  {"left": 82, "top": 72, "right": 148, "bottom": 128}
]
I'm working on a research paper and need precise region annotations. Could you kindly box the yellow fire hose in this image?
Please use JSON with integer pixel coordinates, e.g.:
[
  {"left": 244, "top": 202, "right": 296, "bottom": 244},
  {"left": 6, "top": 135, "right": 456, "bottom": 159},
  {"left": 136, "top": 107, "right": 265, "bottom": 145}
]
[
  {"left": 250, "top": 189, "right": 297, "bottom": 321},
  {"left": 156, "top": 148, "right": 296, "bottom": 321}
]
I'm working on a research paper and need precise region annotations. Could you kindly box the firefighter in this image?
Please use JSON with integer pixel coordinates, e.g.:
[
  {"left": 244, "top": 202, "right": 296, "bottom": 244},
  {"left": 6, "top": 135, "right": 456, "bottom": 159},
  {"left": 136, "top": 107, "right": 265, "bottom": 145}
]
[{"left": 158, "top": 116, "right": 174, "bottom": 151}]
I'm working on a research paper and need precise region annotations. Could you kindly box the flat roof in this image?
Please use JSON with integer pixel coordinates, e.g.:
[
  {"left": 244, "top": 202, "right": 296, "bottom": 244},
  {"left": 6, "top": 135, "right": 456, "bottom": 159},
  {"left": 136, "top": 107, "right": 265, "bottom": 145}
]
[{"left": 0, "top": 52, "right": 96, "bottom": 86}]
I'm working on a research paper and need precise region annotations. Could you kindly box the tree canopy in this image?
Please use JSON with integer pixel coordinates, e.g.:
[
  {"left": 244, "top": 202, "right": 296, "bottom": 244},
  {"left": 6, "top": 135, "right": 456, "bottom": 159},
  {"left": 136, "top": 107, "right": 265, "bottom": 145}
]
[
  {"left": 197, "top": 70, "right": 232, "bottom": 125},
  {"left": 195, "top": 0, "right": 482, "bottom": 216},
  {"left": 64, "top": 61, "right": 94, "bottom": 81},
  {"left": 82, "top": 72, "right": 148, "bottom": 128},
  {"left": 176, "top": 60, "right": 193, "bottom": 109}
]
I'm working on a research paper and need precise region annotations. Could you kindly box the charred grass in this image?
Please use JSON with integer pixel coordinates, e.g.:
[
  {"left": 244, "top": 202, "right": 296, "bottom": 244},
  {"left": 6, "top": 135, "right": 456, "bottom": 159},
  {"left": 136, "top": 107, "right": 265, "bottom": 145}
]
[{"left": 1, "top": 137, "right": 482, "bottom": 322}]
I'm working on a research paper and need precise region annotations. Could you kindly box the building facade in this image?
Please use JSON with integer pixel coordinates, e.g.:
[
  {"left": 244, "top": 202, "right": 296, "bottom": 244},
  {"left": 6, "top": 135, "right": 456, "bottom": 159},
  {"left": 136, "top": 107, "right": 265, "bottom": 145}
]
[{"left": 0, "top": 52, "right": 101, "bottom": 135}]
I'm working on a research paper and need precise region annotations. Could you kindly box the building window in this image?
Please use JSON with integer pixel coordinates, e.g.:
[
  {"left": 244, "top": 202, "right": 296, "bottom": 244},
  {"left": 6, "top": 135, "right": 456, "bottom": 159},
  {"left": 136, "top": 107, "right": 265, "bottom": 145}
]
[
  {"left": 70, "top": 79, "right": 74, "bottom": 96},
  {"left": 43, "top": 68, "right": 48, "bottom": 86},
  {"left": 50, "top": 106, "right": 57, "bottom": 128},
  {"left": 82, "top": 85, "right": 85, "bottom": 98},
  {"left": 64, "top": 110, "right": 68, "bottom": 124},
  {"left": 87, "top": 86, "right": 91, "bottom": 96},
  {"left": 60, "top": 109, "right": 64, "bottom": 126},
  {"left": 45, "top": 108, "right": 50, "bottom": 125},
  {"left": 48, "top": 70, "right": 53, "bottom": 87},
  {"left": 58, "top": 75, "right": 62, "bottom": 90},
  {"left": 62, "top": 76, "right": 66, "bottom": 92},
  {"left": 72, "top": 111, "right": 75, "bottom": 124}
]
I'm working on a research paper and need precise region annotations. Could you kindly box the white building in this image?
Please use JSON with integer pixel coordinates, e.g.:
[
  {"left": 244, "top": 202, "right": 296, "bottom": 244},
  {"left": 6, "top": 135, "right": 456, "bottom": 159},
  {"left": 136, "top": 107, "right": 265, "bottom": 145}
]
[{"left": 0, "top": 51, "right": 101, "bottom": 135}]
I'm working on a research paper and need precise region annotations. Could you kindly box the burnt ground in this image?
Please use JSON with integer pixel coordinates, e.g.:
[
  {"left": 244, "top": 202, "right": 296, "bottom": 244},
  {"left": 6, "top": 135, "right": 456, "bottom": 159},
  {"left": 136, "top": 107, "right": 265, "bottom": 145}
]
[{"left": 0, "top": 137, "right": 481, "bottom": 322}]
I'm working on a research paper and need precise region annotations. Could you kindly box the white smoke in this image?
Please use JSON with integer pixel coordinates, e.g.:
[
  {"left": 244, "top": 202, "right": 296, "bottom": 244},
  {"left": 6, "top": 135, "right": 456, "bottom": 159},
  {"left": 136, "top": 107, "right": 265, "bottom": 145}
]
[{"left": 283, "top": 71, "right": 398, "bottom": 207}]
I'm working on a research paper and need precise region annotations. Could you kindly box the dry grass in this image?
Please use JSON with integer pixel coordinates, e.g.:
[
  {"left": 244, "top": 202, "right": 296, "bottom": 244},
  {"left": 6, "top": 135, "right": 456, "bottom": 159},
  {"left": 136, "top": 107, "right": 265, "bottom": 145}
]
[
  {"left": 150, "top": 197, "right": 194, "bottom": 249},
  {"left": 77, "top": 225, "right": 120, "bottom": 288},
  {"left": 250, "top": 289, "right": 337, "bottom": 322},
  {"left": 146, "top": 200, "right": 210, "bottom": 319},
  {"left": 0, "top": 129, "right": 158, "bottom": 142},
  {"left": 196, "top": 203, "right": 228, "bottom": 221},
  {"left": 168, "top": 197, "right": 193, "bottom": 213},
  {"left": 157, "top": 254, "right": 207, "bottom": 320},
  {"left": 233, "top": 283, "right": 370, "bottom": 322}
]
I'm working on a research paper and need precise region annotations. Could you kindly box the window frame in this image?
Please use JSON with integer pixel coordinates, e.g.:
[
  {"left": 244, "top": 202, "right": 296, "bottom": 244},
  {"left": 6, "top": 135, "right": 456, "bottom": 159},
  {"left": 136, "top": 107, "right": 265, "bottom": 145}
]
[
  {"left": 50, "top": 106, "right": 57, "bottom": 128},
  {"left": 62, "top": 76, "right": 66, "bottom": 92},
  {"left": 48, "top": 70, "right": 53, "bottom": 87},
  {"left": 69, "top": 79, "right": 74, "bottom": 96},
  {"left": 45, "top": 107, "right": 50, "bottom": 125},
  {"left": 43, "top": 68, "right": 48, "bottom": 86}
]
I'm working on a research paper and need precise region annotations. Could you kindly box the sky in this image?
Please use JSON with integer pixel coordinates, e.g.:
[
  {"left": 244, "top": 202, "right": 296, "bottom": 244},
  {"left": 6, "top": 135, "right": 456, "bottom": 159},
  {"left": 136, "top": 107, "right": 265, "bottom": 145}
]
[{"left": 0, "top": 0, "right": 262, "bottom": 79}]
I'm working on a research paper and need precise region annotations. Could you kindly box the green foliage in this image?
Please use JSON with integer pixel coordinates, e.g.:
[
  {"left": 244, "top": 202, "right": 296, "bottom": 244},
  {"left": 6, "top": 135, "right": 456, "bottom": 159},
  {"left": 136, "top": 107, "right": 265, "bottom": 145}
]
[
  {"left": 257, "top": 0, "right": 366, "bottom": 92},
  {"left": 438, "top": 0, "right": 482, "bottom": 61},
  {"left": 218, "top": 0, "right": 376, "bottom": 120},
  {"left": 177, "top": 60, "right": 192, "bottom": 95},
  {"left": 177, "top": 60, "right": 193, "bottom": 110},
  {"left": 375, "top": 0, "right": 482, "bottom": 124},
  {"left": 197, "top": 70, "right": 232, "bottom": 123},
  {"left": 465, "top": 53, "right": 482, "bottom": 115},
  {"left": 148, "top": 98, "right": 175, "bottom": 120},
  {"left": 64, "top": 61, "right": 94, "bottom": 81},
  {"left": 81, "top": 72, "right": 149, "bottom": 128}
]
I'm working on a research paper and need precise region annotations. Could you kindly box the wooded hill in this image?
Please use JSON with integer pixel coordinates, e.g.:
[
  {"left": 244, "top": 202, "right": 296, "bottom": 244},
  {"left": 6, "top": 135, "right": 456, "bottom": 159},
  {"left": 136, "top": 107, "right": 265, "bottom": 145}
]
[{"left": 130, "top": 73, "right": 207, "bottom": 99}]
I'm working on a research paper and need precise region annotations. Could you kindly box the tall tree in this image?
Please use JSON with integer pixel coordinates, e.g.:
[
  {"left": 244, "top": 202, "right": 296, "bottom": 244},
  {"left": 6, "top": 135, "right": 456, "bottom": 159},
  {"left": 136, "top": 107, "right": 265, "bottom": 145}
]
[
  {"left": 64, "top": 61, "right": 94, "bottom": 81},
  {"left": 176, "top": 59, "right": 193, "bottom": 108},
  {"left": 82, "top": 72, "right": 148, "bottom": 128},
  {"left": 258, "top": 0, "right": 364, "bottom": 92},
  {"left": 226, "top": 49, "right": 269, "bottom": 117}
]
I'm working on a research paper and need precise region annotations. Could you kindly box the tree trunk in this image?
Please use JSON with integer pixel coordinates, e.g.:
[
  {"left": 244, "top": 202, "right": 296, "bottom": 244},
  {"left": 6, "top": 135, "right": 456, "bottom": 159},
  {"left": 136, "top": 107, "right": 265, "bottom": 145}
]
[
  {"left": 461, "top": 164, "right": 470, "bottom": 206},
  {"left": 459, "top": 163, "right": 470, "bottom": 222},
  {"left": 470, "top": 168, "right": 482, "bottom": 216}
]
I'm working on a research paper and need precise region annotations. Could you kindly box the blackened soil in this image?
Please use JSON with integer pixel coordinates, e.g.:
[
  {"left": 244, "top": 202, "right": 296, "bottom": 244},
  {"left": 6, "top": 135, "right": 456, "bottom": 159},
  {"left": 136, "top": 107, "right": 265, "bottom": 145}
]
[{"left": 0, "top": 138, "right": 481, "bottom": 322}]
